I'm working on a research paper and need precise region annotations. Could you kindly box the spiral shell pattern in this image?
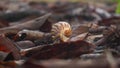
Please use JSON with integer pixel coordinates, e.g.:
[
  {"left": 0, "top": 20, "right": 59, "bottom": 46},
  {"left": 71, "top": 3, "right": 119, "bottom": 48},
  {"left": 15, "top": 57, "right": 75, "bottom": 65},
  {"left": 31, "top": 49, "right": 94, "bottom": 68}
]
[{"left": 51, "top": 21, "right": 72, "bottom": 42}]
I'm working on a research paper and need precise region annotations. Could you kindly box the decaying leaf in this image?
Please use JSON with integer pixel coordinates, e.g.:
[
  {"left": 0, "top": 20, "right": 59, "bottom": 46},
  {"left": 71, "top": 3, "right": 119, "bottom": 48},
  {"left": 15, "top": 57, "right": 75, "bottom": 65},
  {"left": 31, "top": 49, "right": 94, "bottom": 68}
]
[
  {"left": 0, "top": 61, "right": 16, "bottom": 68},
  {"left": 0, "top": 13, "right": 52, "bottom": 35},
  {"left": 98, "top": 16, "right": 120, "bottom": 28},
  {"left": 26, "top": 40, "right": 95, "bottom": 60},
  {"left": 0, "top": 35, "right": 21, "bottom": 60}
]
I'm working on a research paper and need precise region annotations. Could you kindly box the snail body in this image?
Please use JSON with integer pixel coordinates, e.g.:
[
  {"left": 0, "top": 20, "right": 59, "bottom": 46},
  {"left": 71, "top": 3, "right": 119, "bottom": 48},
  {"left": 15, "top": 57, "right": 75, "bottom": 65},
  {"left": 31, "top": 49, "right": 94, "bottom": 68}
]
[
  {"left": 51, "top": 21, "right": 72, "bottom": 42},
  {"left": 17, "top": 29, "right": 45, "bottom": 40}
]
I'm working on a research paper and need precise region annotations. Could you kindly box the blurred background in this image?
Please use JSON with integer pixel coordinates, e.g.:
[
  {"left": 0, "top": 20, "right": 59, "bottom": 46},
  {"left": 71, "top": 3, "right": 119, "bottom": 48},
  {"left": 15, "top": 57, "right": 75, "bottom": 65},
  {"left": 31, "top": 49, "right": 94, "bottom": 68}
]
[
  {"left": 0, "top": 0, "right": 118, "bottom": 28},
  {"left": 0, "top": 0, "right": 117, "bottom": 12}
]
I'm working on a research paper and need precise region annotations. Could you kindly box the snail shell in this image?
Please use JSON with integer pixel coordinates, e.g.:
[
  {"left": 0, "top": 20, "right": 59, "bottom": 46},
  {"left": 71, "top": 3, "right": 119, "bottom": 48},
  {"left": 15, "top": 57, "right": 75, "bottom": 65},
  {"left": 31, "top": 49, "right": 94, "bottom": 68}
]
[{"left": 51, "top": 21, "right": 72, "bottom": 42}]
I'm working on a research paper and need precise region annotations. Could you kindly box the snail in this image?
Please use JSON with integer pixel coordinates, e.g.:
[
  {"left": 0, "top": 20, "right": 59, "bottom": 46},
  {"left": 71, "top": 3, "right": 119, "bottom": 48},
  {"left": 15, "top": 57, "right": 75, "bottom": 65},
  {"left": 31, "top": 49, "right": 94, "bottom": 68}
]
[
  {"left": 51, "top": 21, "right": 72, "bottom": 42},
  {"left": 15, "top": 22, "right": 72, "bottom": 43}
]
